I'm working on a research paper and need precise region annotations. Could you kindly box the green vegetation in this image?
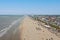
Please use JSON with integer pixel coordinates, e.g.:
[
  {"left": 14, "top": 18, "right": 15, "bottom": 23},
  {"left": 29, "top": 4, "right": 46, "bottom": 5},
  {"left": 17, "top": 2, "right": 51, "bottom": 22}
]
[
  {"left": 33, "top": 16, "right": 60, "bottom": 30},
  {"left": 49, "top": 24, "right": 60, "bottom": 29}
]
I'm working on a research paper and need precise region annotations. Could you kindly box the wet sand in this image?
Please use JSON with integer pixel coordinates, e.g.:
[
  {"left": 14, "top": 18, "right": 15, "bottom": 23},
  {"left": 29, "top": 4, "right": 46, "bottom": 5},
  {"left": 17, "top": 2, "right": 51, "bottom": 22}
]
[{"left": 19, "top": 16, "right": 60, "bottom": 40}]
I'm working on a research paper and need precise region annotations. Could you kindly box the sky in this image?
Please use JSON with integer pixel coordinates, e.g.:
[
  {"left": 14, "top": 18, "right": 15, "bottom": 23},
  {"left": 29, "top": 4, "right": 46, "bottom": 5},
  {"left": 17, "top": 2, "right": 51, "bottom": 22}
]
[{"left": 0, "top": 0, "right": 60, "bottom": 15}]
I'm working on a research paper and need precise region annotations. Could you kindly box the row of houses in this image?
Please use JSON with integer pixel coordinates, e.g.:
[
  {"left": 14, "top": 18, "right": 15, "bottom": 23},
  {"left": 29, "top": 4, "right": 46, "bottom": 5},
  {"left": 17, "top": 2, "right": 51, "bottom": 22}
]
[{"left": 36, "top": 16, "right": 60, "bottom": 28}]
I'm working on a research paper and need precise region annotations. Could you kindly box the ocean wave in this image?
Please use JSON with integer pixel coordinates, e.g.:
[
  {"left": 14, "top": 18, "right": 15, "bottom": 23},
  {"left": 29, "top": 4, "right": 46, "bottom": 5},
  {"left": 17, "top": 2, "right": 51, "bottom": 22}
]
[{"left": 0, "top": 18, "right": 21, "bottom": 37}]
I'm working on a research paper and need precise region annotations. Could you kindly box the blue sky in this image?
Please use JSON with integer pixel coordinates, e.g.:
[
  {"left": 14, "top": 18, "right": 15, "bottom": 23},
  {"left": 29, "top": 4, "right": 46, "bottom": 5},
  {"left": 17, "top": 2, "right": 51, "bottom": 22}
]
[{"left": 0, "top": 0, "right": 60, "bottom": 15}]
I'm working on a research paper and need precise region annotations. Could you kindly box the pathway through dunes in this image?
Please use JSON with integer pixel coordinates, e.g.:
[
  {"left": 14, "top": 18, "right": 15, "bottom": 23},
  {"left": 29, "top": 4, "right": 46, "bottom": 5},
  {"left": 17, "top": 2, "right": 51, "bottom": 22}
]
[{"left": 19, "top": 16, "right": 60, "bottom": 40}]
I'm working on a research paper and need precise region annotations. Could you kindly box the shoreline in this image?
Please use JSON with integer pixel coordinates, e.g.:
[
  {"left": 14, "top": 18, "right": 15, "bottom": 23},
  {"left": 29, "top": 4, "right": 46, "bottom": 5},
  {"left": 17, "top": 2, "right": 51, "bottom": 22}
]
[{"left": 0, "top": 16, "right": 24, "bottom": 40}]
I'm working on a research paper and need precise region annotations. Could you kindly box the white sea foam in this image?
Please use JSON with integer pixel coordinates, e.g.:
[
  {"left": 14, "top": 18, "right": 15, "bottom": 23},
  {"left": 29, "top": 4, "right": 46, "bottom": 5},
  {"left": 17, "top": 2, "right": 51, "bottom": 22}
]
[{"left": 0, "top": 18, "right": 21, "bottom": 37}]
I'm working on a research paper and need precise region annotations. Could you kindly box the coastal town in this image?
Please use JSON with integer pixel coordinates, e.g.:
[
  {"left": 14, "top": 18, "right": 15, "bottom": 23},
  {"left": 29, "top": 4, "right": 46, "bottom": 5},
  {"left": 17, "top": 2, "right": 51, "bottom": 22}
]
[
  {"left": 33, "top": 15, "right": 60, "bottom": 38},
  {"left": 37, "top": 16, "right": 60, "bottom": 27}
]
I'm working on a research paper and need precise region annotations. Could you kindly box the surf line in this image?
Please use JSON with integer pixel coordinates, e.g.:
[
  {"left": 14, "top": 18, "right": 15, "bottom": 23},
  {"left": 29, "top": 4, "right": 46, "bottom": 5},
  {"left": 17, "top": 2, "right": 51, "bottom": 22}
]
[{"left": 0, "top": 18, "right": 21, "bottom": 37}]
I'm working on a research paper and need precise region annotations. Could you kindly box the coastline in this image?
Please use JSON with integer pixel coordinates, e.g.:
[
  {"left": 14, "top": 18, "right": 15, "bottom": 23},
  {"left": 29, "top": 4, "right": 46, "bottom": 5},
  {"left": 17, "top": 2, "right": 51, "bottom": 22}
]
[{"left": 0, "top": 16, "right": 24, "bottom": 40}]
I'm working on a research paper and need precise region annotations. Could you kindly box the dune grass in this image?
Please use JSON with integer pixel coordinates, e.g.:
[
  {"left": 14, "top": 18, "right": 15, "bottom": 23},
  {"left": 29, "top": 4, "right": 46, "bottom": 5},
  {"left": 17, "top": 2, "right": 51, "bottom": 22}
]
[{"left": 34, "top": 17, "right": 60, "bottom": 30}]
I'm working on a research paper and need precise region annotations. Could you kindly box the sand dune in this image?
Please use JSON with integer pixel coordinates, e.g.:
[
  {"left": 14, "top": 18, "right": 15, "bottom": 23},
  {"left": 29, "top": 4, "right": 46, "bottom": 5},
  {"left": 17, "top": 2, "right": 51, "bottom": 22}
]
[{"left": 19, "top": 16, "right": 60, "bottom": 40}]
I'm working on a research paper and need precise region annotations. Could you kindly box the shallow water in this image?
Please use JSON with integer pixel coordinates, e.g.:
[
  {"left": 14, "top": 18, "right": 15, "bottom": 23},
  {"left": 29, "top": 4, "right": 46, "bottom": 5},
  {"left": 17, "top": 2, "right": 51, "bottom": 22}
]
[
  {"left": 0, "top": 16, "right": 22, "bottom": 31},
  {"left": 0, "top": 15, "right": 23, "bottom": 40}
]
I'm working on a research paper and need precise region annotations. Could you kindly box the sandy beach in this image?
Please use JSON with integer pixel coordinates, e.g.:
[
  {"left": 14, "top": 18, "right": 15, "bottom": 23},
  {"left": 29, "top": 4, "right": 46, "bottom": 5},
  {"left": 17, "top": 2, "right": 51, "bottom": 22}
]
[{"left": 18, "top": 16, "right": 60, "bottom": 40}]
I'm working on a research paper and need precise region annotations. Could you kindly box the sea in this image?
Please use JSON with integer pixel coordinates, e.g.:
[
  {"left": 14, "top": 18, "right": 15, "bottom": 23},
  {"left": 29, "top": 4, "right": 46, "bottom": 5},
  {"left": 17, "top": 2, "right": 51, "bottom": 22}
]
[
  {"left": 0, "top": 15, "right": 23, "bottom": 40},
  {"left": 0, "top": 15, "right": 23, "bottom": 30}
]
